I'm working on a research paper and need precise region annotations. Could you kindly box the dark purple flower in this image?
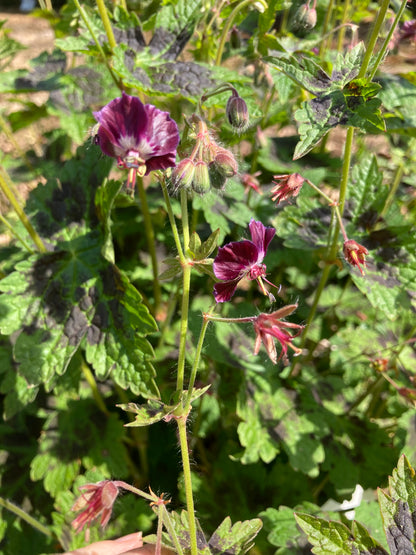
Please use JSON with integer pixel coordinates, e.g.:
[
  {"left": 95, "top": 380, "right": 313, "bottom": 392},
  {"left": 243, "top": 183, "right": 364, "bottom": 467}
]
[
  {"left": 93, "top": 92, "right": 179, "bottom": 191},
  {"left": 213, "top": 219, "right": 276, "bottom": 302}
]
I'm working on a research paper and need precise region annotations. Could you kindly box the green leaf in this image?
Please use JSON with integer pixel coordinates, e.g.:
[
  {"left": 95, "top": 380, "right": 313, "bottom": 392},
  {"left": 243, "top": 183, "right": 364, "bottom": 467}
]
[
  {"left": 265, "top": 54, "right": 332, "bottom": 95},
  {"left": 294, "top": 513, "right": 352, "bottom": 554},
  {"left": 208, "top": 516, "right": 263, "bottom": 555},
  {"left": 119, "top": 386, "right": 210, "bottom": 426},
  {"left": 0, "top": 145, "right": 158, "bottom": 403},
  {"left": 95, "top": 179, "right": 123, "bottom": 263},
  {"left": 348, "top": 154, "right": 384, "bottom": 226},
  {"left": 379, "top": 455, "right": 416, "bottom": 554}
]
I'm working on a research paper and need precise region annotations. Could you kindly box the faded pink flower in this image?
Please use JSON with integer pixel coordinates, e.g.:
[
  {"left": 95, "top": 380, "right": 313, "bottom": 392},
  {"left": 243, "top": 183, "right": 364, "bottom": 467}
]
[
  {"left": 213, "top": 219, "right": 276, "bottom": 302},
  {"left": 343, "top": 239, "right": 368, "bottom": 275},
  {"left": 271, "top": 173, "right": 305, "bottom": 204},
  {"left": 253, "top": 304, "right": 304, "bottom": 364},
  {"left": 93, "top": 92, "right": 179, "bottom": 191},
  {"left": 71, "top": 480, "right": 120, "bottom": 532}
]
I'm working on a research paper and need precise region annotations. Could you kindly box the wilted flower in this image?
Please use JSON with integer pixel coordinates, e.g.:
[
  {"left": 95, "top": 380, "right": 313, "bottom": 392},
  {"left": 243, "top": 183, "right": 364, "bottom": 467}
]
[
  {"left": 213, "top": 219, "right": 276, "bottom": 302},
  {"left": 93, "top": 92, "right": 179, "bottom": 192},
  {"left": 71, "top": 480, "right": 120, "bottom": 532},
  {"left": 253, "top": 304, "right": 304, "bottom": 364},
  {"left": 343, "top": 239, "right": 368, "bottom": 275},
  {"left": 241, "top": 172, "right": 262, "bottom": 194},
  {"left": 226, "top": 91, "right": 249, "bottom": 131},
  {"left": 271, "top": 173, "right": 305, "bottom": 204}
]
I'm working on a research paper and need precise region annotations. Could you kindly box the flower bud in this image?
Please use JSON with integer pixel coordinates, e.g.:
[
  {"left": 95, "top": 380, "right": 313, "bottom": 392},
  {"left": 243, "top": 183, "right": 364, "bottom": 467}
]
[
  {"left": 291, "top": 3, "right": 317, "bottom": 33},
  {"left": 343, "top": 239, "right": 369, "bottom": 275},
  {"left": 192, "top": 161, "right": 211, "bottom": 195},
  {"left": 171, "top": 158, "right": 195, "bottom": 192},
  {"left": 213, "top": 147, "right": 238, "bottom": 178},
  {"left": 230, "top": 26, "right": 241, "bottom": 49},
  {"left": 226, "top": 93, "right": 249, "bottom": 131},
  {"left": 208, "top": 162, "right": 227, "bottom": 190}
]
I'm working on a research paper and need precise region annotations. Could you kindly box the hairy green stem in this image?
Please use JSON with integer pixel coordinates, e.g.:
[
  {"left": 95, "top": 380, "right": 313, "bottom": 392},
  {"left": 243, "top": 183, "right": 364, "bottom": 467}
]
[
  {"left": 380, "top": 163, "right": 404, "bottom": 220},
  {"left": 215, "top": 0, "right": 267, "bottom": 65},
  {"left": 0, "top": 497, "right": 52, "bottom": 537},
  {"left": 180, "top": 188, "right": 190, "bottom": 254},
  {"left": 73, "top": 0, "right": 120, "bottom": 88},
  {"left": 137, "top": 178, "right": 162, "bottom": 311},
  {"left": 358, "top": 0, "right": 391, "bottom": 79},
  {"left": 369, "top": 0, "right": 409, "bottom": 80},
  {"left": 177, "top": 417, "right": 198, "bottom": 555},
  {"left": 184, "top": 315, "right": 211, "bottom": 411},
  {"left": 96, "top": 0, "right": 117, "bottom": 51},
  {"left": 160, "top": 177, "right": 185, "bottom": 263},
  {"left": 0, "top": 167, "right": 46, "bottom": 253},
  {"left": 0, "top": 213, "right": 35, "bottom": 254},
  {"left": 176, "top": 265, "right": 191, "bottom": 393}
]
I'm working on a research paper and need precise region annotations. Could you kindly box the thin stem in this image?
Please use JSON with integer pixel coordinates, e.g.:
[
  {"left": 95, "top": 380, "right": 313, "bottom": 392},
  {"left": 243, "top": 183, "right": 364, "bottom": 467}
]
[
  {"left": 96, "top": 0, "right": 117, "bottom": 51},
  {"left": 0, "top": 497, "right": 52, "bottom": 537},
  {"left": 0, "top": 113, "right": 34, "bottom": 171},
  {"left": 215, "top": 0, "right": 267, "bottom": 65},
  {"left": 357, "top": 0, "right": 391, "bottom": 79},
  {"left": 203, "top": 312, "right": 256, "bottom": 324},
  {"left": 336, "top": 0, "right": 351, "bottom": 52},
  {"left": 184, "top": 315, "right": 210, "bottom": 411},
  {"left": 81, "top": 359, "right": 109, "bottom": 415},
  {"left": 136, "top": 178, "right": 162, "bottom": 311},
  {"left": 161, "top": 505, "right": 185, "bottom": 555},
  {"left": 159, "top": 177, "right": 185, "bottom": 263},
  {"left": 319, "top": 0, "right": 334, "bottom": 58},
  {"left": 0, "top": 213, "right": 35, "bottom": 254},
  {"left": 0, "top": 167, "right": 46, "bottom": 253},
  {"left": 379, "top": 163, "right": 404, "bottom": 220},
  {"left": 180, "top": 188, "right": 190, "bottom": 253},
  {"left": 73, "top": 0, "right": 120, "bottom": 88},
  {"left": 177, "top": 417, "right": 198, "bottom": 555},
  {"left": 338, "top": 127, "right": 355, "bottom": 216},
  {"left": 176, "top": 264, "right": 191, "bottom": 393},
  {"left": 369, "top": 0, "right": 409, "bottom": 80}
]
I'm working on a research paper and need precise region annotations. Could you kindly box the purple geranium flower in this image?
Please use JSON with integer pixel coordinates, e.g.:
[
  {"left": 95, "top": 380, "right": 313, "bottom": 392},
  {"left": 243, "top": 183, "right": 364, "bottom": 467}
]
[
  {"left": 93, "top": 92, "right": 179, "bottom": 191},
  {"left": 213, "top": 219, "right": 276, "bottom": 302}
]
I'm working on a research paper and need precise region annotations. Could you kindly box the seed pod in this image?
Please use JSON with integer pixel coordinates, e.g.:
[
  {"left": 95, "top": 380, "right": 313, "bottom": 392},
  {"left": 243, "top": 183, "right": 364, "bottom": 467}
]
[
  {"left": 171, "top": 158, "right": 195, "bottom": 192},
  {"left": 192, "top": 161, "right": 211, "bottom": 194}
]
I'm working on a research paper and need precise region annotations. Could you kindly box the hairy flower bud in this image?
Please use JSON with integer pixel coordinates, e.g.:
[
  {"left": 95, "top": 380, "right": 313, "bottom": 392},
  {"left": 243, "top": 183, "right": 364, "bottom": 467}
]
[
  {"left": 208, "top": 162, "right": 227, "bottom": 190},
  {"left": 192, "top": 161, "right": 211, "bottom": 194},
  {"left": 226, "top": 93, "right": 249, "bottom": 131},
  {"left": 291, "top": 3, "right": 317, "bottom": 33},
  {"left": 171, "top": 158, "right": 195, "bottom": 192},
  {"left": 213, "top": 148, "right": 238, "bottom": 178}
]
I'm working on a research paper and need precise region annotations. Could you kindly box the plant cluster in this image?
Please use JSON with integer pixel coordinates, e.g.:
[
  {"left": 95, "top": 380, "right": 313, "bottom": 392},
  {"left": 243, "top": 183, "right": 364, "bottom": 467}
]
[{"left": 0, "top": 0, "right": 416, "bottom": 553}]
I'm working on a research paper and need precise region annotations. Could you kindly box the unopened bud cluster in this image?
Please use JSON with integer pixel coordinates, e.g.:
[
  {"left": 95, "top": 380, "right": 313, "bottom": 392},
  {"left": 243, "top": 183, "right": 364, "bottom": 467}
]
[{"left": 171, "top": 116, "right": 238, "bottom": 195}]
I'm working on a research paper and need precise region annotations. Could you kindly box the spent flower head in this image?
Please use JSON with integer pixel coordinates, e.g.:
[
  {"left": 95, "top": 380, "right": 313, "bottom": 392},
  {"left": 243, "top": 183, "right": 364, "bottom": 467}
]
[
  {"left": 271, "top": 173, "right": 305, "bottom": 204},
  {"left": 253, "top": 304, "right": 304, "bottom": 364},
  {"left": 343, "top": 239, "right": 369, "bottom": 275},
  {"left": 93, "top": 92, "right": 179, "bottom": 193},
  {"left": 71, "top": 480, "right": 120, "bottom": 532},
  {"left": 213, "top": 219, "right": 276, "bottom": 302}
]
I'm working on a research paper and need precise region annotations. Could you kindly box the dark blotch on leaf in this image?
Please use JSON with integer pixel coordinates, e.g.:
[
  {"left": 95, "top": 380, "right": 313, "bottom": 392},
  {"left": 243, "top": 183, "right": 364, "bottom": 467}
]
[{"left": 64, "top": 305, "right": 88, "bottom": 346}]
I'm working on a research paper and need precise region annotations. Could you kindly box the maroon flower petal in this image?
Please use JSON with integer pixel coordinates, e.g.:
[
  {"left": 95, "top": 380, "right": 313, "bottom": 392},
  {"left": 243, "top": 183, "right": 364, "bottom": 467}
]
[
  {"left": 213, "top": 279, "right": 240, "bottom": 303},
  {"left": 248, "top": 219, "right": 275, "bottom": 260},
  {"left": 213, "top": 240, "right": 259, "bottom": 281},
  {"left": 144, "top": 152, "right": 178, "bottom": 174},
  {"left": 93, "top": 92, "right": 148, "bottom": 158},
  {"left": 144, "top": 104, "right": 180, "bottom": 158}
]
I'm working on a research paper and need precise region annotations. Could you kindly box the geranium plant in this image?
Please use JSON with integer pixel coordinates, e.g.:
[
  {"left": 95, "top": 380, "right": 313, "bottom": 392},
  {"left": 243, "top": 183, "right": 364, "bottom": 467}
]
[{"left": 0, "top": 0, "right": 416, "bottom": 553}]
